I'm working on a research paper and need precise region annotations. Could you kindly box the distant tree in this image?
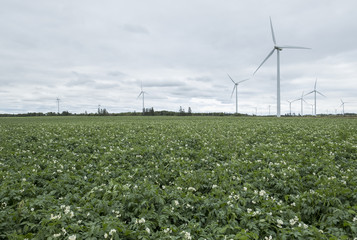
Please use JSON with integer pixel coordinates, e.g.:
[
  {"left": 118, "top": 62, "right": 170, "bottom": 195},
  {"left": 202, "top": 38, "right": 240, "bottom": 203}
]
[
  {"left": 97, "top": 107, "right": 109, "bottom": 116},
  {"left": 61, "top": 111, "right": 71, "bottom": 116},
  {"left": 102, "top": 108, "right": 109, "bottom": 115},
  {"left": 142, "top": 107, "right": 154, "bottom": 116},
  {"left": 188, "top": 107, "right": 192, "bottom": 115},
  {"left": 179, "top": 106, "right": 185, "bottom": 116},
  {"left": 149, "top": 107, "right": 154, "bottom": 116}
]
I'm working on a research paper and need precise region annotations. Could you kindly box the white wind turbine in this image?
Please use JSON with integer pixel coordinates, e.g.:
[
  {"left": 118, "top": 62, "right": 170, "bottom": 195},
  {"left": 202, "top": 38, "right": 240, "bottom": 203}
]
[
  {"left": 340, "top": 99, "right": 348, "bottom": 115},
  {"left": 253, "top": 17, "right": 310, "bottom": 117},
  {"left": 138, "top": 82, "right": 147, "bottom": 115},
  {"left": 305, "top": 78, "right": 326, "bottom": 116},
  {"left": 287, "top": 99, "right": 298, "bottom": 115},
  {"left": 227, "top": 73, "right": 249, "bottom": 114},
  {"left": 56, "top": 97, "right": 60, "bottom": 114},
  {"left": 293, "top": 91, "right": 309, "bottom": 116}
]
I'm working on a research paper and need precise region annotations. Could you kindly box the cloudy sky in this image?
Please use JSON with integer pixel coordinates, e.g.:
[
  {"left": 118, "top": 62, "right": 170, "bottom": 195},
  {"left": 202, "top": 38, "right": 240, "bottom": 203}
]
[{"left": 1, "top": 0, "right": 356, "bottom": 115}]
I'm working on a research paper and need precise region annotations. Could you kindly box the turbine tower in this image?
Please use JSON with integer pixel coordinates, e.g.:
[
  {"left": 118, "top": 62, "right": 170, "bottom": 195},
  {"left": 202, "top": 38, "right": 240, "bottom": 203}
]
[
  {"left": 293, "top": 91, "right": 308, "bottom": 116},
  {"left": 138, "top": 82, "right": 147, "bottom": 115},
  {"left": 56, "top": 97, "right": 60, "bottom": 114},
  {"left": 253, "top": 17, "right": 310, "bottom": 117},
  {"left": 305, "top": 78, "right": 326, "bottom": 116},
  {"left": 227, "top": 73, "right": 248, "bottom": 114}
]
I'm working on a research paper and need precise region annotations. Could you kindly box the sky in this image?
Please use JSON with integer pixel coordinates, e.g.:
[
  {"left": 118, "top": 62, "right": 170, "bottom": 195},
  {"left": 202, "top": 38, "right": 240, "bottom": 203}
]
[{"left": 0, "top": 0, "right": 356, "bottom": 115}]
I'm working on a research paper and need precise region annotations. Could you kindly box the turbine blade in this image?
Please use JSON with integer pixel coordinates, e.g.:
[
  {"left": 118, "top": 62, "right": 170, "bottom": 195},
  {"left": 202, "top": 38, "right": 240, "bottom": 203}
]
[
  {"left": 278, "top": 45, "right": 311, "bottom": 49},
  {"left": 270, "top": 17, "right": 276, "bottom": 45},
  {"left": 314, "top": 78, "right": 317, "bottom": 90},
  {"left": 227, "top": 73, "right": 236, "bottom": 84},
  {"left": 137, "top": 92, "right": 143, "bottom": 98},
  {"left": 238, "top": 78, "right": 249, "bottom": 84},
  {"left": 230, "top": 85, "right": 236, "bottom": 99},
  {"left": 316, "top": 91, "right": 326, "bottom": 97},
  {"left": 253, "top": 48, "right": 275, "bottom": 75},
  {"left": 304, "top": 91, "right": 314, "bottom": 96}
]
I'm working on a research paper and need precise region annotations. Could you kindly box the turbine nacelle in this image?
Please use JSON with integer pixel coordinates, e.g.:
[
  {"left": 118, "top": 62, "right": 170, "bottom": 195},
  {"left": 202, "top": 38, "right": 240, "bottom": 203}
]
[{"left": 340, "top": 99, "right": 348, "bottom": 107}]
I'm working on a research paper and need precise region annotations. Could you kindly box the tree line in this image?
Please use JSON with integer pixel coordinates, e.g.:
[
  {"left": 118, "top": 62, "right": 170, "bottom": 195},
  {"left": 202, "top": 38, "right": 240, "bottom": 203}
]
[
  {"left": 0, "top": 107, "right": 251, "bottom": 117},
  {"left": 1, "top": 107, "right": 355, "bottom": 117}
]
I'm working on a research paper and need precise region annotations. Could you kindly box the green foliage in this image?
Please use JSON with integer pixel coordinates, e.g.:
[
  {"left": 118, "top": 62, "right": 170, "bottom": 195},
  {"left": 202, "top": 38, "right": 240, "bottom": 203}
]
[{"left": 0, "top": 116, "right": 356, "bottom": 239}]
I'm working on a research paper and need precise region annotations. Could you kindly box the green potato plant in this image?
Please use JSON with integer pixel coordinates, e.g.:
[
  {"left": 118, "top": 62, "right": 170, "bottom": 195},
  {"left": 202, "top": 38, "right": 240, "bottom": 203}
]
[{"left": 0, "top": 116, "right": 356, "bottom": 239}]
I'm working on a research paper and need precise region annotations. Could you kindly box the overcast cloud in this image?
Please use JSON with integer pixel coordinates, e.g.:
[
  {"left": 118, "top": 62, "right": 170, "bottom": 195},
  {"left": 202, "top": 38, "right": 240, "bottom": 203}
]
[{"left": 0, "top": 0, "right": 356, "bottom": 115}]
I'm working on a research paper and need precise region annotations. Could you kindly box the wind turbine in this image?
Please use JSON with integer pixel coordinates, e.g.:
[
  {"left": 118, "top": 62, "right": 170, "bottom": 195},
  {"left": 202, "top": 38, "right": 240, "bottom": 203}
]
[
  {"left": 56, "top": 97, "right": 60, "bottom": 114},
  {"left": 287, "top": 99, "right": 298, "bottom": 115},
  {"left": 138, "top": 82, "right": 147, "bottom": 115},
  {"left": 293, "top": 91, "right": 309, "bottom": 116},
  {"left": 305, "top": 78, "right": 326, "bottom": 116},
  {"left": 340, "top": 99, "right": 348, "bottom": 115},
  {"left": 227, "top": 73, "right": 248, "bottom": 114},
  {"left": 253, "top": 17, "right": 310, "bottom": 117}
]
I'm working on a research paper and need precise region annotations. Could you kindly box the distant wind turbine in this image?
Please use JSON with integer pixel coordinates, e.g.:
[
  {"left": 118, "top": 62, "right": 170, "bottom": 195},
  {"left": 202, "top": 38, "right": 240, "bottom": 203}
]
[
  {"left": 293, "top": 91, "right": 309, "bottom": 116},
  {"left": 305, "top": 78, "right": 326, "bottom": 116},
  {"left": 287, "top": 99, "right": 298, "bottom": 115},
  {"left": 56, "top": 97, "right": 60, "bottom": 114},
  {"left": 253, "top": 17, "right": 310, "bottom": 117},
  {"left": 227, "top": 73, "right": 249, "bottom": 114},
  {"left": 138, "top": 82, "right": 147, "bottom": 115},
  {"left": 340, "top": 99, "right": 348, "bottom": 115}
]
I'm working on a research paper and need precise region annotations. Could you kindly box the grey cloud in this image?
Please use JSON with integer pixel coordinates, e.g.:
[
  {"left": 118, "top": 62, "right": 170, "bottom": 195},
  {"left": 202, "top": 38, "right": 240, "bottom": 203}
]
[
  {"left": 107, "top": 71, "right": 127, "bottom": 77},
  {"left": 0, "top": 0, "right": 357, "bottom": 114},
  {"left": 66, "top": 72, "right": 95, "bottom": 87},
  {"left": 187, "top": 76, "right": 214, "bottom": 83},
  {"left": 142, "top": 79, "right": 186, "bottom": 88},
  {"left": 122, "top": 24, "right": 149, "bottom": 34}
]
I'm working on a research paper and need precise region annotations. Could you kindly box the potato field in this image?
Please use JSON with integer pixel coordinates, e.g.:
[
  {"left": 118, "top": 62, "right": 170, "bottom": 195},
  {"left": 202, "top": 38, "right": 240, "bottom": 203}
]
[{"left": 0, "top": 116, "right": 356, "bottom": 239}]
